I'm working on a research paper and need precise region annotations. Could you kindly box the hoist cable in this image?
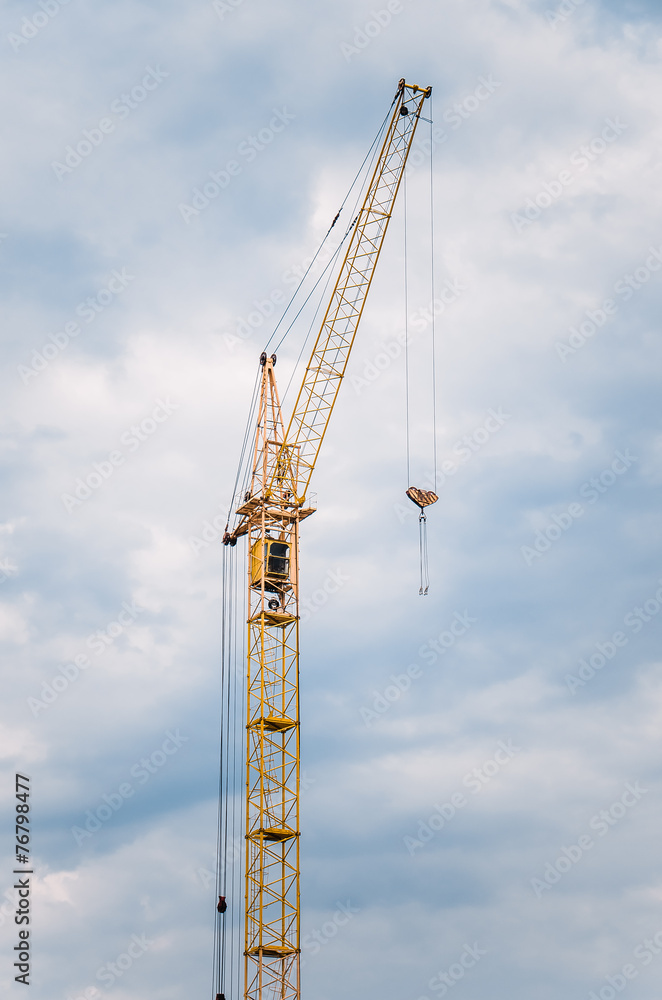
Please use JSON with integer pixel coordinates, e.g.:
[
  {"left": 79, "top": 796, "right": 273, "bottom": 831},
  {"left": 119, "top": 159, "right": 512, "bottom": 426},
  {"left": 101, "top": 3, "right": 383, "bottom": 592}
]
[
  {"left": 231, "top": 555, "right": 243, "bottom": 1000},
  {"left": 233, "top": 581, "right": 247, "bottom": 1000},
  {"left": 280, "top": 239, "right": 348, "bottom": 407},
  {"left": 224, "top": 109, "right": 392, "bottom": 539},
  {"left": 225, "top": 367, "right": 262, "bottom": 531},
  {"left": 221, "top": 547, "right": 233, "bottom": 979},
  {"left": 230, "top": 560, "right": 247, "bottom": 997},
  {"left": 272, "top": 233, "right": 348, "bottom": 358},
  {"left": 214, "top": 542, "right": 242, "bottom": 1000},
  {"left": 226, "top": 546, "right": 237, "bottom": 1000},
  {"left": 429, "top": 103, "right": 438, "bottom": 493},
  {"left": 270, "top": 108, "right": 390, "bottom": 360},
  {"left": 227, "top": 104, "right": 394, "bottom": 538},
  {"left": 403, "top": 169, "right": 411, "bottom": 487},
  {"left": 213, "top": 546, "right": 229, "bottom": 997},
  {"left": 262, "top": 106, "right": 392, "bottom": 357},
  {"left": 262, "top": 232, "right": 340, "bottom": 356}
]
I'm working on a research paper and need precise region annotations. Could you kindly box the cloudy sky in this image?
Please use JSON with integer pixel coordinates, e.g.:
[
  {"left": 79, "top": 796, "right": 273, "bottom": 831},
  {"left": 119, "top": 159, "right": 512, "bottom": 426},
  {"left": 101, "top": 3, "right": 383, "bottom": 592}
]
[{"left": 2, "top": 0, "right": 662, "bottom": 997}]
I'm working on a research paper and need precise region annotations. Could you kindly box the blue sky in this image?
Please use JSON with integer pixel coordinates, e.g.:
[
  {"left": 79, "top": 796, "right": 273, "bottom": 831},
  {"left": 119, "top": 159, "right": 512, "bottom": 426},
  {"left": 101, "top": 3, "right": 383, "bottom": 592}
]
[{"left": 2, "top": 0, "right": 662, "bottom": 998}]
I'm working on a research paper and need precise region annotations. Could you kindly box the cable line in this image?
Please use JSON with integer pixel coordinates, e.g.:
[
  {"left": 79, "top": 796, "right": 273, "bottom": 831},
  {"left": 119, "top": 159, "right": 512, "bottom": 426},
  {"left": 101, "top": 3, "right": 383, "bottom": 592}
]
[
  {"left": 280, "top": 238, "right": 349, "bottom": 406},
  {"left": 224, "top": 367, "right": 262, "bottom": 533},
  {"left": 214, "top": 541, "right": 243, "bottom": 1000},
  {"left": 429, "top": 103, "right": 438, "bottom": 494},
  {"left": 224, "top": 103, "right": 395, "bottom": 539},
  {"left": 403, "top": 168, "right": 411, "bottom": 487},
  {"left": 402, "top": 98, "right": 439, "bottom": 595},
  {"left": 262, "top": 106, "right": 392, "bottom": 357}
]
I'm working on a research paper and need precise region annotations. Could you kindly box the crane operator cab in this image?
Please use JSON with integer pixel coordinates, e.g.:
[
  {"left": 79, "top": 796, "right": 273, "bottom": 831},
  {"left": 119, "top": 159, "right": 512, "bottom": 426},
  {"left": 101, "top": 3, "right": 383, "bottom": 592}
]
[{"left": 250, "top": 536, "right": 291, "bottom": 593}]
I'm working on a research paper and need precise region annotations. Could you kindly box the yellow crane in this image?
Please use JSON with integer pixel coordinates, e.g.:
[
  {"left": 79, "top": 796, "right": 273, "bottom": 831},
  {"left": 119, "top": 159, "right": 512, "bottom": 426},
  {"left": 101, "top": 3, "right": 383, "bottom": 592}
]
[{"left": 221, "top": 77, "right": 431, "bottom": 1000}]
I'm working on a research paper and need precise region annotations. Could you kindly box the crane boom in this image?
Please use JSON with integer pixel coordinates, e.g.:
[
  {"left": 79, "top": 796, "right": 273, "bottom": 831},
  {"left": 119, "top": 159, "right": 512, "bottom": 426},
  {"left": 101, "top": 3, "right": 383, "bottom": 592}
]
[{"left": 222, "top": 78, "right": 431, "bottom": 1000}]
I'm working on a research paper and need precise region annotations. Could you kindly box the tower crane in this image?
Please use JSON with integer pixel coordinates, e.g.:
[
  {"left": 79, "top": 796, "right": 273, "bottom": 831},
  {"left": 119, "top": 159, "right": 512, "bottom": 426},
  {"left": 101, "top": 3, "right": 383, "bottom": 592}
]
[{"left": 220, "top": 77, "right": 432, "bottom": 1000}]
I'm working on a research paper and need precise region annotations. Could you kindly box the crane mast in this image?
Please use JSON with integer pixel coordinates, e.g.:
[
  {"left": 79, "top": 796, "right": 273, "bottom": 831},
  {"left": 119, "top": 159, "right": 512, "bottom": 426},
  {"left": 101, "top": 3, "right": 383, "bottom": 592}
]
[{"left": 224, "top": 78, "right": 431, "bottom": 1000}]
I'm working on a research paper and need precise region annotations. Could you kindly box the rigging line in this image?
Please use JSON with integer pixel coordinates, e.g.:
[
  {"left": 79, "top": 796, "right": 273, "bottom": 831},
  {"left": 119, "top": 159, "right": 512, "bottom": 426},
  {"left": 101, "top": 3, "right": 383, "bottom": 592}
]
[
  {"left": 225, "top": 548, "right": 235, "bottom": 988},
  {"left": 274, "top": 112, "right": 380, "bottom": 371},
  {"left": 225, "top": 366, "right": 262, "bottom": 529},
  {"left": 222, "top": 543, "right": 236, "bottom": 999},
  {"left": 216, "top": 542, "right": 240, "bottom": 999},
  {"left": 237, "top": 414, "right": 256, "bottom": 509},
  {"left": 261, "top": 231, "right": 340, "bottom": 356},
  {"left": 221, "top": 547, "right": 231, "bottom": 987},
  {"left": 429, "top": 104, "right": 438, "bottom": 493},
  {"left": 217, "top": 542, "right": 239, "bottom": 998},
  {"left": 213, "top": 545, "right": 228, "bottom": 997},
  {"left": 235, "top": 556, "right": 246, "bottom": 996},
  {"left": 229, "top": 550, "right": 241, "bottom": 1000},
  {"left": 271, "top": 116, "right": 385, "bottom": 362},
  {"left": 233, "top": 575, "right": 247, "bottom": 1000},
  {"left": 262, "top": 106, "right": 392, "bottom": 356},
  {"left": 220, "top": 544, "right": 234, "bottom": 994},
  {"left": 272, "top": 231, "right": 349, "bottom": 357},
  {"left": 226, "top": 378, "right": 259, "bottom": 529},
  {"left": 280, "top": 240, "right": 347, "bottom": 406},
  {"left": 403, "top": 168, "right": 411, "bottom": 487}
]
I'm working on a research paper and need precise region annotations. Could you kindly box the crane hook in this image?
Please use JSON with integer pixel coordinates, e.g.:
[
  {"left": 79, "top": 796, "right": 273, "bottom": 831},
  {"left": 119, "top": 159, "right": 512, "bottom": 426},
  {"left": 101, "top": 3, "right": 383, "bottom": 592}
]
[{"left": 406, "top": 488, "right": 438, "bottom": 595}]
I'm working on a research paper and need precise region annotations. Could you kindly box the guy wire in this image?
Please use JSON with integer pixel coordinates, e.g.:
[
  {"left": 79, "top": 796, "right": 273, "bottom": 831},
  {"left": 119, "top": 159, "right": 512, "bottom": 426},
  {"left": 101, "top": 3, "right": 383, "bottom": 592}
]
[
  {"left": 226, "top": 367, "right": 261, "bottom": 531},
  {"left": 264, "top": 105, "right": 391, "bottom": 357}
]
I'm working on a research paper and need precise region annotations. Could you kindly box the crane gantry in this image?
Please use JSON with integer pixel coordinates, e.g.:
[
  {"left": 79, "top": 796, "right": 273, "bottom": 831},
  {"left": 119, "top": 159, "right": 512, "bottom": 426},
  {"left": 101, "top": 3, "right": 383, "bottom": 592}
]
[{"left": 220, "top": 77, "right": 432, "bottom": 1000}]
